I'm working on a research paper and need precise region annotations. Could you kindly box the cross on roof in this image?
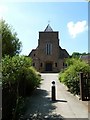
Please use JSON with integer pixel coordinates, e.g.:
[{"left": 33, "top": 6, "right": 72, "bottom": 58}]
[{"left": 48, "top": 20, "right": 50, "bottom": 24}]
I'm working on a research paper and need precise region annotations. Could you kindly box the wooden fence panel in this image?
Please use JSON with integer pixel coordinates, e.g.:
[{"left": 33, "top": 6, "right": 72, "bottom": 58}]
[{"left": 80, "top": 72, "right": 90, "bottom": 101}]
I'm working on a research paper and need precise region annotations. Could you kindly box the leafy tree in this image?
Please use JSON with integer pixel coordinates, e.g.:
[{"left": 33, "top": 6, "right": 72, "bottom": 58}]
[
  {"left": 72, "top": 52, "right": 81, "bottom": 58},
  {"left": 0, "top": 19, "right": 22, "bottom": 57},
  {"left": 71, "top": 52, "right": 89, "bottom": 58},
  {"left": 86, "top": 0, "right": 90, "bottom": 2}
]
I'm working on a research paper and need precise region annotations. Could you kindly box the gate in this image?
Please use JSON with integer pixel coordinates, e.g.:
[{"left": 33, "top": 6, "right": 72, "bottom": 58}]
[{"left": 80, "top": 72, "right": 90, "bottom": 101}]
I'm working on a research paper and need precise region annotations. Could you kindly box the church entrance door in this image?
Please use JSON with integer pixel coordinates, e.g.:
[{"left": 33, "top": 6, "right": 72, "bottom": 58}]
[{"left": 45, "top": 63, "right": 52, "bottom": 72}]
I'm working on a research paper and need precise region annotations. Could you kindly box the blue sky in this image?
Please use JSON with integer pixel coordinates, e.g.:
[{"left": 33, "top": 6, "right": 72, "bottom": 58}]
[{"left": 0, "top": 2, "right": 88, "bottom": 55}]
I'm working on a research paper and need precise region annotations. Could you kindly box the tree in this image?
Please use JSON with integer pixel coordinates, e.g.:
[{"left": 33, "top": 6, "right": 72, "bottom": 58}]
[
  {"left": 72, "top": 52, "right": 81, "bottom": 58},
  {"left": 0, "top": 19, "right": 22, "bottom": 57},
  {"left": 86, "top": 0, "right": 90, "bottom": 2},
  {"left": 71, "top": 52, "right": 88, "bottom": 58}
]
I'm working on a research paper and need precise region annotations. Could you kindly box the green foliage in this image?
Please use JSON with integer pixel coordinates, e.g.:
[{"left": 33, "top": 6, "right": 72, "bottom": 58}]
[
  {"left": 71, "top": 52, "right": 89, "bottom": 58},
  {"left": 0, "top": 62, "right": 2, "bottom": 83},
  {"left": 2, "top": 55, "right": 41, "bottom": 120},
  {"left": 2, "top": 55, "right": 32, "bottom": 84},
  {"left": 0, "top": 19, "right": 22, "bottom": 57},
  {"left": 59, "top": 58, "right": 90, "bottom": 95},
  {"left": 65, "top": 57, "right": 79, "bottom": 66},
  {"left": 72, "top": 52, "right": 81, "bottom": 58}
]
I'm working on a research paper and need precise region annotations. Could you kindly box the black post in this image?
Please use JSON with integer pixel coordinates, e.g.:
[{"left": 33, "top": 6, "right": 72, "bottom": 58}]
[{"left": 52, "top": 81, "right": 56, "bottom": 101}]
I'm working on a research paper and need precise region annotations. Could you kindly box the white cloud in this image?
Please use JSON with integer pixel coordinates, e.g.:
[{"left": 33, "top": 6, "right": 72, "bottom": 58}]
[
  {"left": 67, "top": 20, "right": 88, "bottom": 38},
  {"left": 0, "top": 5, "right": 8, "bottom": 19}
]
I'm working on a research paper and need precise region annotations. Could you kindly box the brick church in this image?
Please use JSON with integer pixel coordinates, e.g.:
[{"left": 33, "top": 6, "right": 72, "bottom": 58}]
[{"left": 29, "top": 24, "right": 69, "bottom": 73}]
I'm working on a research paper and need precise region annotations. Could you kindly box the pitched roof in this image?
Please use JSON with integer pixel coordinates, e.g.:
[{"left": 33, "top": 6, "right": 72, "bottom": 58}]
[
  {"left": 80, "top": 55, "right": 90, "bottom": 60},
  {"left": 44, "top": 24, "right": 53, "bottom": 32}
]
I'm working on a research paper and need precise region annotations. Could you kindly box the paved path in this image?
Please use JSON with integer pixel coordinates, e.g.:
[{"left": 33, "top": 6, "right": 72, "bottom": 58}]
[{"left": 22, "top": 73, "right": 88, "bottom": 120}]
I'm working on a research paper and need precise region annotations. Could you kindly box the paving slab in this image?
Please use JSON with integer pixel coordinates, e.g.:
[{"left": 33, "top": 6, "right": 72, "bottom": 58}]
[{"left": 22, "top": 73, "right": 88, "bottom": 120}]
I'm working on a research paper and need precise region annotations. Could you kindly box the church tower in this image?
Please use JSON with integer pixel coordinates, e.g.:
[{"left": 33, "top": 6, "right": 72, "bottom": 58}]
[{"left": 29, "top": 24, "right": 69, "bottom": 72}]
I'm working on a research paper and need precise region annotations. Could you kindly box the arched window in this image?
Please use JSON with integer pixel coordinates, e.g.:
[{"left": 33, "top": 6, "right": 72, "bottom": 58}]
[
  {"left": 46, "top": 43, "right": 52, "bottom": 55},
  {"left": 40, "top": 63, "right": 43, "bottom": 67},
  {"left": 55, "top": 63, "right": 57, "bottom": 67},
  {"left": 33, "top": 63, "right": 35, "bottom": 66}
]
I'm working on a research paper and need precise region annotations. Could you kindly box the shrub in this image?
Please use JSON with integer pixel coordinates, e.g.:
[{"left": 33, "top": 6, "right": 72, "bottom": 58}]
[
  {"left": 59, "top": 58, "right": 90, "bottom": 95},
  {"left": 2, "top": 55, "right": 41, "bottom": 120},
  {"left": 18, "top": 66, "right": 41, "bottom": 97}
]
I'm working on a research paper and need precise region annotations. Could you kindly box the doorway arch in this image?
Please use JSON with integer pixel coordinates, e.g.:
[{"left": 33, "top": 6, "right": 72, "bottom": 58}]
[{"left": 45, "top": 62, "right": 52, "bottom": 72}]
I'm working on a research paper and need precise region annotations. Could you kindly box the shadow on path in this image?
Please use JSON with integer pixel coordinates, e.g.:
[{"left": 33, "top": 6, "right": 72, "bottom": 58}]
[
  {"left": 20, "top": 88, "right": 63, "bottom": 120},
  {"left": 52, "top": 99, "right": 67, "bottom": 103}
]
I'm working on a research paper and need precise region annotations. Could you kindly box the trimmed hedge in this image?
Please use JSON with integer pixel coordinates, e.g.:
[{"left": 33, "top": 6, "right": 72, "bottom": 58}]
[{"left": 2, "top": 55, "right": 41, "bottom": 120}]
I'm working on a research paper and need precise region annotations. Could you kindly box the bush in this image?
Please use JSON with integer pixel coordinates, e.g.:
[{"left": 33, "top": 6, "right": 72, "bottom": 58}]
[
  {"left": 18, "top": 66, "right": 41, "bottom": 97},
  {"left": 59, "top": 58, "right": 90, "bottom": 95},
  {"left": 2, "top": 55, "right": 41, "bottom": 120}
]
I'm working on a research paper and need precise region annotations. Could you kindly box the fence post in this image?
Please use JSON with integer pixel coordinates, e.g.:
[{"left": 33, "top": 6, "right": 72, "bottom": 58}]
[{"left": 79, "top": 72, "right": 84, "bottom": 101}]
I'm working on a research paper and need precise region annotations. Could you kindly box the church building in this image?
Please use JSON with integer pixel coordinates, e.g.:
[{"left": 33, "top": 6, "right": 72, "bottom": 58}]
[{"left": 28, "top": 24, "right": 69, "bottom": 73}]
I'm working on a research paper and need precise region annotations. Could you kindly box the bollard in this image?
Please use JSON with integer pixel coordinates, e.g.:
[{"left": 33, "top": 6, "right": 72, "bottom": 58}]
[{"left": 52, "top": 81, "right": 56, "bottom": 101}]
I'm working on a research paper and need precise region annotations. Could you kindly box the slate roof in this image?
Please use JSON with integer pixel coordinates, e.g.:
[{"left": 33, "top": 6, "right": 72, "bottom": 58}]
[
  {"left": 80, "top": 55, "right": 90, "bottom": 61},
  {"left": 44, "top": 24, "right": 53, "bottom": 32}
]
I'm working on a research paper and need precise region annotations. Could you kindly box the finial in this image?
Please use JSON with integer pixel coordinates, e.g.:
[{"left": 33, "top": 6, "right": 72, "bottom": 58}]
[{"left": 48, "top": 20, "right": 50, "bottom": 25}]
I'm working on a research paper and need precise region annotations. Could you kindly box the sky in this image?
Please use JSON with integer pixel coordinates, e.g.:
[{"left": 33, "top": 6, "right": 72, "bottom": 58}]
[{"left": 0, "top": 1, "right": 88, "bottom": 55}]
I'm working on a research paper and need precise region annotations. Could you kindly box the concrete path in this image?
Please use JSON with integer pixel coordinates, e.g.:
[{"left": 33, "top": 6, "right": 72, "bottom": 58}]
[{"left": 22, "top": 73, "right": 88, "bottom": 120}]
